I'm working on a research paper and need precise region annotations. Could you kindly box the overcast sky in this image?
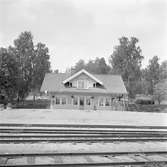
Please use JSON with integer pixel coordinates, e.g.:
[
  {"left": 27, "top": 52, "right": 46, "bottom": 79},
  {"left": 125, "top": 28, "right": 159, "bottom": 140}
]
[{"left": 0, "top": 0, "right": 167, "bottom": 72}]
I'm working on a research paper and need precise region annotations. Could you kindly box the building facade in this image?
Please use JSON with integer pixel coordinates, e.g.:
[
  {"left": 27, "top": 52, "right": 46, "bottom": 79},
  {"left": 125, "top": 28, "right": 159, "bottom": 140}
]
[{"left": 40, "top": 69, "right": 128, "bottom": 110}]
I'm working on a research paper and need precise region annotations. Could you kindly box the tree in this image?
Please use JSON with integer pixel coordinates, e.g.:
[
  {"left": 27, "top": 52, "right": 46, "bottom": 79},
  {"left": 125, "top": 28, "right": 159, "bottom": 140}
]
[
  {"left": 154, "top": 79, "right": 167, "bottom": 104},
  {"left": 31, "top": 43, "right": 51, "bottom": 100},
  {"left": 0, "top": 31, "right": 51, "bottom": 103},
  {"left": 97, "top": 57, "right": 110, "bottom": 74},
  {"left": 71, "top": 57, "right": 111, "bottom": 74},
  {"left": 109, "top": 37, "right": 144, "bottom": 97},
  {"left": 160, "top": 60, "right": 167, "bottom": 80},
  {"left": 71, "top": 59, "right": 85, "bottom": 74},
  {"left": 86, "top": 58, "right": 110, "bottom": 74},
  {"left": 13, "top": 31, "right": 35, "bottom": 101},
  {"left": 144, "top": 56, "right": 160, "bottom": 95},
  {"left": 11, "top": 31, "right": 51, "bottom": 102},
  {"left": 0, "top": 47, "right": 19, "bottom": 102}
]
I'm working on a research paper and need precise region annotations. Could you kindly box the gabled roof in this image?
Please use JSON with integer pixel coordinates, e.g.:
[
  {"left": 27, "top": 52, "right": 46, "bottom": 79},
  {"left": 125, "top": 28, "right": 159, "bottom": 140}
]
[
  {"left": 63, "top": 69, "right": 103, "bottom": 85},
  {"left": 41, "top": 70, "right": 128, "bottom": 95}
]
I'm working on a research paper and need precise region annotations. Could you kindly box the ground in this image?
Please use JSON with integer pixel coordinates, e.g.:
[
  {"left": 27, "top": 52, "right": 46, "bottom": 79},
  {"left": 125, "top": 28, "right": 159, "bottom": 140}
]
[
  {"left": 0, "top": 109, "right": 167, "bottom": 126},
  {"left": 0, "top": 109, "right": 167, "bottom": 164},
  {"left": 0, "top": 142, "right": 167, "bottom": 154}
]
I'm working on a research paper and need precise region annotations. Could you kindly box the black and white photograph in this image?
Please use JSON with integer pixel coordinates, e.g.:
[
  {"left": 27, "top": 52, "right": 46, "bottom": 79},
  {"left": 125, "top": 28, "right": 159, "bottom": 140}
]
[{"left": 0, "top": 0, "right": 167, "bottom": 166}]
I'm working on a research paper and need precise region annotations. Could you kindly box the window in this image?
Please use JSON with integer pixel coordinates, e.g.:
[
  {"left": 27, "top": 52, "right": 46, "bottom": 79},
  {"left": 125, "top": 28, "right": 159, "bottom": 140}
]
[
  {"left": 78, "top": 80, "right": 84, "bottom": 88},
  {"left": 73, "top": 96, "right": 78, "bottom": 105},
  {"left": 62, "top": 97, "right": 66, "bottom": 105},
  {"left": 105, "top": 98, "right": 110, "bottom": 106},
  {"left": 56, "top": 97, "right": 60, "bottom": 104},
  {"left": 99, "top": 98, "right": 104, "bottom": 106},
  {"left": 67, "top": 97, "right": 72, "bottom": 104},
  {"left": 77, "top": 80, "right": 87, "bottom": 89},
  {"left": 86, "top": 97, "right": 91, "bottom": 105}
]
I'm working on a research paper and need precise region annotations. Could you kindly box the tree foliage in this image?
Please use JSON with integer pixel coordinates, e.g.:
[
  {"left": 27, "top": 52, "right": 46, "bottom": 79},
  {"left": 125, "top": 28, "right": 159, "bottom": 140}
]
[
  {"left": 13, "top": 31, "right": 35, "bottom": 100},
  {"left": 1, "top": 32, "right": 167, "bottom": 103},
  {"left": 154, "top": 79, "right": 167, "bottom": 104},
  {"left": 71, "top": 57, "right": 110, "bottom": 74},
  {"left": 144, "top": 56, "right": 160, "bottom": 95},
  {"left": 0, "top": 47, "right": 19, "bottom": 101},
  {"left": 160, "top": 60, "right": 167, "bottom": 80},
  {"left": 109, "top": 37, "right": 144, "bottom": 97},
  {"left": 0, "top": 31, "right": 51, "bottom": 102},
  {"left": 71, "top": 59, "right": 85, "bottom": 73},
  {"left": 32, "top": 42, "right": 50, "bottom": 91}
]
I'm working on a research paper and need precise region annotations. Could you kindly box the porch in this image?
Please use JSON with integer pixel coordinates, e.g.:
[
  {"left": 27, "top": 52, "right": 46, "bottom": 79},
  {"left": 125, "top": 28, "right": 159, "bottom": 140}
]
[{"left": 50, "top": 94, "right": 127, "bottom": 111}]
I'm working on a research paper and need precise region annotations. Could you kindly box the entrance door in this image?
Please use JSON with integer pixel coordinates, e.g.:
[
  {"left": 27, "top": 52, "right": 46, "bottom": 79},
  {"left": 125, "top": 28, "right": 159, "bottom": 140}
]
[{"left": 79, "top": 96, "right": 84, "bottom": 109}]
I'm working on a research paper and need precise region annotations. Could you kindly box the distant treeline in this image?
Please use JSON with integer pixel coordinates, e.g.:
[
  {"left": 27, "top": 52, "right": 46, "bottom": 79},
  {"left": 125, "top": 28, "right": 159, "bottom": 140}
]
[
  {"left": 67, "top": 37, "right": 167, "bottom": 101},
  {"left": 0, "top": 32, "right": 167, "bottom": 103}
]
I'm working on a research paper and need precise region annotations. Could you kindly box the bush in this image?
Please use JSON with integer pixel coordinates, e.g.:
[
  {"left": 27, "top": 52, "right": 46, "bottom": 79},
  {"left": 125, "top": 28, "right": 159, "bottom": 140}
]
[
  {"left": 135, "top": 99, "right": 154, "bottom": 105},
  {"left": 12, "top": 99, "right": 50, "bottom": 109}
]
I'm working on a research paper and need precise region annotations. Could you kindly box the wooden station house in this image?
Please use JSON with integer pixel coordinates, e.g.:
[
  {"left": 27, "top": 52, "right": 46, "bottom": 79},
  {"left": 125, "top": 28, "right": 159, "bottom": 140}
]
[{"left": 40, "top": 69, "right": 128, "bottom": 110}]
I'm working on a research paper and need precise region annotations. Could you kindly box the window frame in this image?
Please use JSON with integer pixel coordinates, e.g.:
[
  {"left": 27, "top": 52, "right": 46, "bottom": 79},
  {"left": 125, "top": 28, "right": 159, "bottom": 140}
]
[
  {"left": 55, "top": 97, "right": 60, "bottom": 105},
  {"left": 73, "top": 96, "right": 78, "bottom": 105},
  {"left": 99, "top": 97, "right": 104, "bottom": 106},
  {"left": 105, "top": 98, "right": 110, "bottom": 106},
  {"left": 77, "top": 80, "right": 88, "bottom": 89},
  {"left": 61, "top": 97, "right": 66, "bottom": 105}
]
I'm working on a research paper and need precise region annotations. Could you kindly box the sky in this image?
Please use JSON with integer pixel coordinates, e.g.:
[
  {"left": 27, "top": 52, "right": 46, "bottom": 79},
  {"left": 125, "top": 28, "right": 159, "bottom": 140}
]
[{"left": 0, "top": 0, "right": 167, "bottom": 72}]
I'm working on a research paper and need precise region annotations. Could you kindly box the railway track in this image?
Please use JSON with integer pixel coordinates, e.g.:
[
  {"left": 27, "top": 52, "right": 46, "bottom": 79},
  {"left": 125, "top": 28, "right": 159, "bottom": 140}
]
[
  {"left": 0, "top": 123, "right": 167, "bottom": 129},
  {"left": 0, "top": 123, "right": 167, "bottom": 143},
  {"left": 0, "top": 123, "right": 167, "bottom": 166},
  {"left": 1, "top": 138, "right": 167, "bottom": 143}
]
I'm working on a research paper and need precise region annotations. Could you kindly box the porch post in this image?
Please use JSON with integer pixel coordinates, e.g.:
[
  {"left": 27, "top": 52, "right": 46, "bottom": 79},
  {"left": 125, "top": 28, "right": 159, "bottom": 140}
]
[
  {"left": 71, "top": 96, "right": 74, "bottom": 105},
  {"left": 78, "top": 96, "right": 80, "bottom": 107},
  {"left": 103, "top": 97, "right": 105, "bottom": 106},
  {"left": 60, "top": 97, "right": 62, "bottom": 105},
  {"left": 84, "top": 96, "right": 86, "bottom": 106}
]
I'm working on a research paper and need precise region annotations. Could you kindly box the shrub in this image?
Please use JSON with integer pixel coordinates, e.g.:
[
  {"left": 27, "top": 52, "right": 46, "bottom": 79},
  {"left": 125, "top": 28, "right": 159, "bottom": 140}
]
[
  {"left": 135, "top": 99, "right": 154, "bottom": 105},
  {"left": 12, "top": 99, "right": 50, "bottom": 109}
]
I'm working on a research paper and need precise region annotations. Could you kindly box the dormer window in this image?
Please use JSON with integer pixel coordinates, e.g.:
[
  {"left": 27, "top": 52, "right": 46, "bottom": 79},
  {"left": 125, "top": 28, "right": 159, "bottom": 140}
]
[
  {"left": 77, "top": 80, "right": 87, "bottom": 89},
  {"left": 65, "top": 82, "right": 72, "bottom": 87},
  {"left": 63, "top": 69, "right": 103, "bottom": 86}
]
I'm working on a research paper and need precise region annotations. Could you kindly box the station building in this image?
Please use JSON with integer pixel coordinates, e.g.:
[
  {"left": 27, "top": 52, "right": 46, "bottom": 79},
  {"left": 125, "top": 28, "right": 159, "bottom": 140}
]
[{"left": 40, "top": 69, "right": 128, "bottom": 110}]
